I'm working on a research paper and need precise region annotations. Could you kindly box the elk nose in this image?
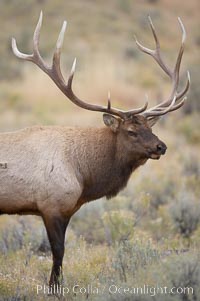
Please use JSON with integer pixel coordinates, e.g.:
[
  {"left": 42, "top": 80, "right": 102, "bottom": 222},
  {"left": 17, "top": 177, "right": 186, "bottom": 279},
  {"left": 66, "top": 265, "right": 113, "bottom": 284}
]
[{"left": 157, "top": 143, "right": 167, "bottom": 155}]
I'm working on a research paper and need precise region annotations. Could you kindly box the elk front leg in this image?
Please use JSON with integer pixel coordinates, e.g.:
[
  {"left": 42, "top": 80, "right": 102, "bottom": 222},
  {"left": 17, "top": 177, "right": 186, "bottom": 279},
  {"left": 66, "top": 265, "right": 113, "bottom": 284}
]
[{"left": 43, "top": 215, "right": 70, "bottom": 286}]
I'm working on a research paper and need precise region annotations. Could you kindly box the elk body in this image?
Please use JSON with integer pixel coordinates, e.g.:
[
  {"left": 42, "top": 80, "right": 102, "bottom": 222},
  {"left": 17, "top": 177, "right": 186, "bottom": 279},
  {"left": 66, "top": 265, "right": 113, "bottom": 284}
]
[{"left": 0, "top": 12, "right": 189, "bottom": 286}]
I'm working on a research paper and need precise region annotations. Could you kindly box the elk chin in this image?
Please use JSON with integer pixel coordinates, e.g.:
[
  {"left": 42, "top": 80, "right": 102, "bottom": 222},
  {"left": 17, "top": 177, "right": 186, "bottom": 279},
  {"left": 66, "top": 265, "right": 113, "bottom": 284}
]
[{"left": 149, "top": 153, "right": 161, "bottom": 160}]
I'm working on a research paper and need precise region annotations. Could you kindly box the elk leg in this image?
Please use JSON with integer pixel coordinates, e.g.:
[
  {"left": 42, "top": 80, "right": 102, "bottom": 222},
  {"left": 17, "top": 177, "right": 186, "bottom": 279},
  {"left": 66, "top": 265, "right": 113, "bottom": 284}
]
[{"left": 43, "top": 215, "right": 70, "bottom": 286}]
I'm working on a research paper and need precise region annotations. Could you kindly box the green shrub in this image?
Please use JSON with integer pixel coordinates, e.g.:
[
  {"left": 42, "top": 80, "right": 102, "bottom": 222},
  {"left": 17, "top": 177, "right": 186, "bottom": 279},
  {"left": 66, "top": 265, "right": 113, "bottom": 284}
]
[{"left": 102, "top": 210, "right": 135, "bottom": 244}]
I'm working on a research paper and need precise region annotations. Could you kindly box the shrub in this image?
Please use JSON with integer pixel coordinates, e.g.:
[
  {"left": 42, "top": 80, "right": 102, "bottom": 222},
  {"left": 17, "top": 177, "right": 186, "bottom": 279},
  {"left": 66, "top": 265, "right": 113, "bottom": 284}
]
[
  {"left": 182, "top": 65, "right": 200, "bottom": 114},
  {"left": 177, "top": 114, "right": 200, "bottom": 144},
  {"left": 102, "top": 210, "right": 135, "bottom": 244},
  {"left": 182, "top": 152, "right": 200, "bottom": 179},
  {"left": 112, "top": 239, "right": 160, "bottom": 282},
  {"left": 135, "top": 252, "right": 200, "bottom": 301},
  {"left": 135, "top": 174, "right": 175, "bottom": 214},
  {"left": 162, "top": 253, "right": 200, "bottom": 301},
  {"left": 0, "top": 216, "right": 49, "bottom": 254},
  {"left": 70, "top": 202, "right": 105, "bottom": 244},
  {"left": 170, "top": 190, "right": 200, "bottom": 240}
]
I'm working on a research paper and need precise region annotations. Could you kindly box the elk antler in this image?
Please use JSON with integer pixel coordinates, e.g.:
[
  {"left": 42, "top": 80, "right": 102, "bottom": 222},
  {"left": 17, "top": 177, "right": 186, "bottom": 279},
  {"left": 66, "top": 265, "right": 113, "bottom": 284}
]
[
  {"left": 134, "top": 16, "right": 190, "bottom": 120},
  {"left": 11, "top": 11, "right": 148, "bottom": 120}
]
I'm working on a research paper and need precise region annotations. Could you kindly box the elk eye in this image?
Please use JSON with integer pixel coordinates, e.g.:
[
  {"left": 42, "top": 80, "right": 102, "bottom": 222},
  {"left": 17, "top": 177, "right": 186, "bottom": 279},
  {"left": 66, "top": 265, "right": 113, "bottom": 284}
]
[{"left": 128, "top": 130, "right": 138, "bottom": 137}]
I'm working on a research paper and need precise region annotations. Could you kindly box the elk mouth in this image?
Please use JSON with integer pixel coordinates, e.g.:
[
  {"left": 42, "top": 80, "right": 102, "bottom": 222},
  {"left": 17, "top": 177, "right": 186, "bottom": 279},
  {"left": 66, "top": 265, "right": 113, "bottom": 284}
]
[
  {"left": 147, "top": 142, "right": 167, "bottom": 160},
  {"left": 146, "top": 150, "right": 161, "bottom": 160},
  {"left": 149, "top": 153, "right": 161, "bottom": 160}
]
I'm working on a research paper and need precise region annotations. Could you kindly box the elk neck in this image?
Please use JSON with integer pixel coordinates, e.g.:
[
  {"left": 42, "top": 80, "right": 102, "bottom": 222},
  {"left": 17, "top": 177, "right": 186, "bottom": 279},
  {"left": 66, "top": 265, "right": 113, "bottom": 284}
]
[{"left": 72, "top": 127, "right": 147, "bottom": 201}]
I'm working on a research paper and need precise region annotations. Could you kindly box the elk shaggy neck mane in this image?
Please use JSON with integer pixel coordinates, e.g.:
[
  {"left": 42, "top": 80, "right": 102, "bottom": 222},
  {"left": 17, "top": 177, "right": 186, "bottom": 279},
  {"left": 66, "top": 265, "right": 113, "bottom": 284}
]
[{"left": 72, "top": 127, "right": 146, "bottom": 201}]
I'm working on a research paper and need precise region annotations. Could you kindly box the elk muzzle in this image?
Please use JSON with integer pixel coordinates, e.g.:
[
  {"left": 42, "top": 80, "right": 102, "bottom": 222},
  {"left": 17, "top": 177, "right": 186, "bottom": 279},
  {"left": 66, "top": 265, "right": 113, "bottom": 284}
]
[
  {"left": 156, "top": 142, "right": 167, "bottom": 155},
  {"left": 148, "top": 141, "right": 167, "bottom": 160}
]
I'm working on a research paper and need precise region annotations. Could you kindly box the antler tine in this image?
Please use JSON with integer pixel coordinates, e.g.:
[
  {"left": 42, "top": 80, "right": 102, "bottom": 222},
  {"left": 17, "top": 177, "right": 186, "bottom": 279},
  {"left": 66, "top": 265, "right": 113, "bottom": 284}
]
[
  {"left": 33, "top": 11, "right": 43, "bottom": 57},
  {"left": 55, "top": 21, "right": 67, "bottom": 53},
  {"left": 143, "top": 95, "right": 177, "bottom": 117},
  {"left": 52, "top": 20, "right": 67, "bottom": 83},
  {"left": 12, "top": 11, "right": 49, "bottom": 72},
  {"left": 107, "top": 91, "right": 111, "bottom": 110},
  {"left": 11, "top": 38, "right": 33, "bottom": 61},
  {"left": 145, "top": 71, "right": 189, "bottom": 116},
  {"left": 32, "top": 11, "right": 50, "bottom": 71},
  {"left": 135, "top": 16, "right": 172, "bottom": 77},
  {"left": 136, "top": 17, "right": 190, "bottom": 118},
  {"left": 176, "top": 71, "right": 190, "bottom": 101},
  {"left": 148, "top": 16, "right": 159, "bottom": 47},
  {"left": 168, "top": 96, "right": 186, "bottom": 112},
  {"left": 126, "top": 101, "right": 148, "bottom": 117},
  {"left": 169, "top": 17, "right": 186, "bottom": 97},
  {"left": 67, "top": 57, "right": 76, "bottom": 88}
]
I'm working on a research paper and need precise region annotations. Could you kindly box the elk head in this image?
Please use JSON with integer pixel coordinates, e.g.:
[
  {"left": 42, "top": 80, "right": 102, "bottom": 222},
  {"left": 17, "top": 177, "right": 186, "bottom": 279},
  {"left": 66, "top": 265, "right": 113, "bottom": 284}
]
[
  {"left": 12, "top": 12, "right": 190, "bottom": 161},
  {"left": 103, "top": 114, "right": 166, "bottom": 161}
]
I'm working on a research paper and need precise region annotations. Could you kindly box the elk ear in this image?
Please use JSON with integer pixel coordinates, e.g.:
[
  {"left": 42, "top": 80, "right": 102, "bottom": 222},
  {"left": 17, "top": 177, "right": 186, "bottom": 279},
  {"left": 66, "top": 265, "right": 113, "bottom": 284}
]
[
  {"left": 147, "top": 117, "right": 160, "bottom": 127},
  {"left": 103, "top": 114, "right": 120, "bottom": 132}
]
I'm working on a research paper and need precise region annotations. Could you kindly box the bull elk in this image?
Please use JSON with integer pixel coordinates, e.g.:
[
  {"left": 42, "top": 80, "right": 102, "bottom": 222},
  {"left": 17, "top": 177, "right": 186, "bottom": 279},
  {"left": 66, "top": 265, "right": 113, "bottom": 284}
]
[{"left": 0, "top": 12, "right": 189, "bottom": 286}]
